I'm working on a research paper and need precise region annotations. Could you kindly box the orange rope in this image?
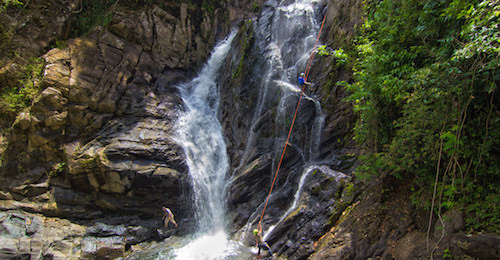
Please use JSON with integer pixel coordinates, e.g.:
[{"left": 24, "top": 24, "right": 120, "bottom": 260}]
[
  {"left": 305, "top": 14, "right": 327, "bottom": 80},
  {"left": 257, "top": 13, "right": 328, "bottom": 232}
]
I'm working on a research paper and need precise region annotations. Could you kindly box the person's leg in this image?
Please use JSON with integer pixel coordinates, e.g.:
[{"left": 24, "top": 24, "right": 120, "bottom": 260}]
[
  {"left": 264, "top": 243, "right": 273, "bottom": 255},
  {"left": 163, "top": 217, "right": 170, "bottom": 227}
]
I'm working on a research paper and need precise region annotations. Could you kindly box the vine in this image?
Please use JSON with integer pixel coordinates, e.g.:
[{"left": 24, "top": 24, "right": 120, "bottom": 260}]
[{"left": 346, "top": 0, "right": 499, "bottom": 236}]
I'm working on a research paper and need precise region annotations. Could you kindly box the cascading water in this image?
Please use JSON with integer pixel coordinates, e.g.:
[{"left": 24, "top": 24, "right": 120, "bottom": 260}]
[
  {"left": 237, "top": 0, "right": 327, "bottom": 242},
  {"left": 237, "top": 0, "right": 324, "bottom": 170},
  {"left": 175, "top": 32, "right": 235, "bottom": 235},
  {"left": 142, "top": 0, "right": 326, "bottom": 258},
  {"left": 124, "top": 0, "right": 334, "bottom": 259},
  {"left": 172, "top": 31, "right": 248, "bottom": 259}
]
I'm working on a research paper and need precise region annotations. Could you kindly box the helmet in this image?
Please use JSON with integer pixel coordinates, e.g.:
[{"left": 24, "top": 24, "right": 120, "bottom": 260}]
[
  {"left": 300, "top": 73, "right": 305, "bottom": 77},
  {"left": 253, "top": 229, "right": 259, "bottom": 235}
]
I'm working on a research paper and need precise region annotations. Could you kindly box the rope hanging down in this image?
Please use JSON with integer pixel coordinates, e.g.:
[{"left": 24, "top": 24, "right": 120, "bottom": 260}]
[{"left": 258, "top": 13, "right": 328, "bottom": 231}]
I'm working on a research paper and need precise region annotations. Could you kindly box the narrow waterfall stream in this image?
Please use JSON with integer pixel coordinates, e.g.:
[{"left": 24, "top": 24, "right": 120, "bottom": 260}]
[
  {"left": 172, "top": 32, "right": 248, "bottom": 259},
  {"left": 235, "top": 0, "right": 326, "bottom": 242},
  {"left": 175, "top": 31, "right": 235, "bottom": 235},
  {"left": 237, "top": 0, "right": 324, "bottom": 169}
]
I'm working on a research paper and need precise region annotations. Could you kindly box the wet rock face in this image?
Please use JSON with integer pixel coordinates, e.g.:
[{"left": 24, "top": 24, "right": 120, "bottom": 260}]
[
  {"left": 218, "top": 3, "right": 360, "bottom": 258},
  {"left": 214, "top": 3, "right": 358, "bottom": 259},
  {"left": 264, "top": 167, "right": 353, "bottom": 259}
]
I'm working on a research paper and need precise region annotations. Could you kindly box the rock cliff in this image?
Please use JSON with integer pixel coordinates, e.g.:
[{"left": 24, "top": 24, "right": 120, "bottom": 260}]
[
  {"left": 0, "top": 0, "right": 498, "bottom": 259},
  {"left": 0, "top": 0, "right": 243, "bottom": 258},
  {"left": 217, "top": 1, "right": 361, "bottom": 258}
]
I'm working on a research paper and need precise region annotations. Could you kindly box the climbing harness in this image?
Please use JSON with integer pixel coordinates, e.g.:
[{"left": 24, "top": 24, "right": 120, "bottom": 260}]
[{"left": 257, "top": 13, "right": 328, "bottom": 232}]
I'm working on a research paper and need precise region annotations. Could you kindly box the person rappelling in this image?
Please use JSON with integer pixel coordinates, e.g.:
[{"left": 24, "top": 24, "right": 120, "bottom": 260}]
[
  {"left": 298, "top": 72, "right": 312, "bottom": 94},
  {"left": 254, "top": 228, "right": 274, "bottom": 258}
]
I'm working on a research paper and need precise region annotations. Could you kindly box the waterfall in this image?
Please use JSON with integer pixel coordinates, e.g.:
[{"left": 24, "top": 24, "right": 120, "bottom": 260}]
[
  {"left": 173, "top": 31, "right": 244, "bottom": 259},
  {"left": 171, "top": 0, "right": 325, "bottom": 257},
  {"left": 237, "top": 0, "right": 324, "bottom": 170},
  {"left": 308, "top": 98, "right": 324, "bottom": 161},
  {"left": 236, "top": 0, "right": 326, "bottom": 243},
  {"left": 122, "top": 0, "right": 328, "bottom": 258},
  {"left": 175, "top": 31, "right": 235, "bottom": 233},
  {"left": 263, "top": 165, "right": 315, "bottom": 240}
]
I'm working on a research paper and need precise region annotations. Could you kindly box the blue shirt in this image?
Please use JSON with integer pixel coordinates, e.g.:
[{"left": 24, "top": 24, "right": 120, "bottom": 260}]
[{"left": 298, "top": 76, "right": 305, "bottom": 85}]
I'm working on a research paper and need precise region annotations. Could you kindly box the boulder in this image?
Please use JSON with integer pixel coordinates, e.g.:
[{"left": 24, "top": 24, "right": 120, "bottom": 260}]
[
  {"left": 38, "top": 87, "right": 69, "bottom": 110},
  {"left": 12, "top": 112, "right": 31, "bottom": 131},
  {"left": 44, "top": 111, "right": 68, "bottom": 129},
  {"left": 0, "top": 211, "right": 86, "bottom": 259},
  {"left": 81, "top": 236, "right": 126, "bottom": 259},
  {"left": 393, "top": 231, "right": 427, "bottom": 259},
  {"left": 451, "top": 233, "right": 500, "bottom": 259}
]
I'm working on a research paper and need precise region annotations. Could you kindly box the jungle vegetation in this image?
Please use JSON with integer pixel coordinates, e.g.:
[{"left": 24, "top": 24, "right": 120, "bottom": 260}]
[{"left": 346, "top": 0, "right": 499, "bottom": 233}]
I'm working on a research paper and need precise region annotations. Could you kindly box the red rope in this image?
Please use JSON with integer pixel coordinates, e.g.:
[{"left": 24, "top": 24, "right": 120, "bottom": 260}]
[
  {"left": 258, "top": 13, "right": 328, "bottom": 231},
  {"left": 305, "top": 14, "right": 327, "bottom": 80}
]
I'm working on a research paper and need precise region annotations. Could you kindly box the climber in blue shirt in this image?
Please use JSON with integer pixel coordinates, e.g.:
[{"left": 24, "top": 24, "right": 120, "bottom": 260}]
[{"left": 298, "top": 72, "right": 311, "bottom": 92}]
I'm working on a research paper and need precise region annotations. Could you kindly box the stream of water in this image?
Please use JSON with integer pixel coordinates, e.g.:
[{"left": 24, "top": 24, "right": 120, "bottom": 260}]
[
  {"left": 171, "top": 31, "right": 251, "bottom": 259},
  {"left": 237, "top": 0, "right": 324, "bottom": 171},
  {"left": 151, "top": 0, "right": 325, "bottom": 258},
  {"left": 235, "top": 0, "right": 325, "bottom": 242}
]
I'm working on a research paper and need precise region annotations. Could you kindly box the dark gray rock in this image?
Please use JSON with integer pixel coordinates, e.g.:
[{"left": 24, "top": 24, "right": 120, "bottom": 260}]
[
  {"left": 451, "top": 233, "right": 500, "bottom": 259},
  {"left": 0, "top": 0, "right": 235, "bottom": 223}
]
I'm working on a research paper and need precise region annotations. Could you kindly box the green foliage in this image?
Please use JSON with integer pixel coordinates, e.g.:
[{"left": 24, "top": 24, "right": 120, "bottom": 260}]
[
  {"left": 443, "top": 248, "right": 452, "bottom": 259},
  {"left": 317, "top": 45, "right": 330, "bottom": 57},
  {"left": 0, "top": 57, "right": 45, "bottom": 121},
  {"left": 347, "top": 0, "right": 499, "bottom": 233},
  {"left": 70, "top": 0, "right": 116, "bottom": 38},
  {"left": 0, "top": 0, "right": 22, "bottom": 10},
  {"left": 344, "top": 182, "right": 355, "bottom": 197},
  {"left": 252, "top": 2, "right": 261, "bottom": 12},
  {"left": 332, "top": 48, "right": 348, "bottom": 66},
  {"left": 48, "top": 162, "right": 66, "bottom": 177},
  {"left": 462, "top": 180, "right": 500, "bottom": 232},
  {"left": 317, "top": 45, "right": 349, "bottom": 66},
  {"left": 201, "top": 0, "right": 224, "bottom": 15},
  {"left": 233, "top": 21, "right": 254, "bottom": 79},
  {"left": 54, "top": 40, "right": 67, "bottom": 49}
]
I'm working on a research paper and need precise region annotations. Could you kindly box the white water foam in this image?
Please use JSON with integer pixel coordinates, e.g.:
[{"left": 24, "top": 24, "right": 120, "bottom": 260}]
[
  {"left": 173, "top": 31, "right": 241, "bottom": 259},
  {"left": 175, "top": 230, "right": 242, "bottom": 260}
]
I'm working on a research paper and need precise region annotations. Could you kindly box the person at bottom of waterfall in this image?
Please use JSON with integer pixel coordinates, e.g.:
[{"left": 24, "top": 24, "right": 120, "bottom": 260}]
[
  {"left": 298, "top": 72, "right": 312, "bottom": 93},
  {"left": 162, "top": 206, "right": 178, "bottom": 228},
  {"left": 254, "top": 229, "right": 273, "bottom": 258}
]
